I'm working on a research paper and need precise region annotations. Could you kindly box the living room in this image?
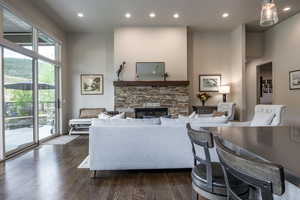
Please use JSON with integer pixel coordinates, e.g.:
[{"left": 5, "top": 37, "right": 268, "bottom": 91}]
[{"left": 0, "top": 0, "right": 300, "bottom": 199}]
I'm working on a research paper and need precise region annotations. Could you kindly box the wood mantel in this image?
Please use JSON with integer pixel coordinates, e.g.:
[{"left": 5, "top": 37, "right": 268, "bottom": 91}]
[{"left": 113, "top": 81, "right": 189, "bottom": 87}]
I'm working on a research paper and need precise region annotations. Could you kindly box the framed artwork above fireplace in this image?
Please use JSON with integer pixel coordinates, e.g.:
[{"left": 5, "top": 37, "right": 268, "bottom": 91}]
[{"left": 136, "top": 62, "right": 165, "bottom": 81}]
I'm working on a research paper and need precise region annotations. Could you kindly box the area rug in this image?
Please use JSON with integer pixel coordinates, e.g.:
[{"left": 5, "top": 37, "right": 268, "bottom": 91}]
[
  {"left": 78, "top": 156, "right": 90, "bottom": 169},
  {"left": 43, "top": 135, "right": 79, "bottom": 145}
]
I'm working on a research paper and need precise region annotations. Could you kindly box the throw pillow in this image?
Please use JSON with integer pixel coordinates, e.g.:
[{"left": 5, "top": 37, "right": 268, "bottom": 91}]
[
  {"left": 189, "top": 111, "right": 196, "bottom": 119},
  {"left": 111, "top": 112, "right": 125, "bottom": 119},
  {"left": 98, "top": 112, "right": 111, "bottom": 119}
]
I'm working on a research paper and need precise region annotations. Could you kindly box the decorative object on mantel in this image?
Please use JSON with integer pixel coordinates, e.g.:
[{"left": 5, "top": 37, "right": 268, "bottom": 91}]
[
  {"left": 197, "top": 92, "right": 211, "bottom": 106},
  {"left": 116, "top": 61, "right": 126, "bottom": 81},
  {"left": 219, "top": 85, "right": 231, "bottom": 102},
  {"left": 199, "top": 74, "right": 221, "bottom": 92},
  {"left": 289, "top": 70, "right": 300, "bottom": 90},
  {"left": 80, "top": 74, "right": 103, "bottom": 95}
]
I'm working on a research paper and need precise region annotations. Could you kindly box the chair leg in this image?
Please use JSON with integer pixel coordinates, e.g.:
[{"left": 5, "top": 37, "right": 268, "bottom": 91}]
[
  {"left": 192, "top": 189, "right": 198, "bottom": 200},
  {"left": 90, "top": 170, "right": 96, "bottom": 178}
]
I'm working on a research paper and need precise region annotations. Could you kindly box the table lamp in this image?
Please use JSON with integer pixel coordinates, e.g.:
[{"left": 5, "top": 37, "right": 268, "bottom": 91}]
[{"left": 219, "top": 85, "right": 230, "bottom": 102}]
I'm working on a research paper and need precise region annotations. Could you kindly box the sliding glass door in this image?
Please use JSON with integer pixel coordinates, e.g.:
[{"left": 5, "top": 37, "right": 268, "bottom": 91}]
[
  {"left": 38, "top": 60, "right": 58, "bottom": 140},
  {"left": 3, "top": 48, "right": 35, "bottom": 153},
  {"left": 0, "top": 5, "right": 62, "bottom": 158}
]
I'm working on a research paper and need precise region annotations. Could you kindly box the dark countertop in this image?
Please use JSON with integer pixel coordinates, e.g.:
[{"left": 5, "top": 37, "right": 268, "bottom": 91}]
[{"left": 211, "top": 126, "right": 300, "bottom": 187}]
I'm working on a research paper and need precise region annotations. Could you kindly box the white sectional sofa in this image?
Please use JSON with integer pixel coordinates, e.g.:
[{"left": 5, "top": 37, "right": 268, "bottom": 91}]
[
  {"left": 89, "top": 118, "right": 224, "bottom": 171},
  {"left": 89, "top": 125, "right": 194, "bottom": 170},
  {"left": 89, "top": 104, "right": 286, "bottom": 172}
]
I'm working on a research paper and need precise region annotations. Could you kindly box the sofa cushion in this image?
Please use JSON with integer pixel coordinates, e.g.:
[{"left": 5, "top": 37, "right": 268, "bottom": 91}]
[
  {"left": 92, "top": 118, "right": 161, "bottom": 126},
  {"left": 251, "top": 112, "right": 275, "bottom": 126}
]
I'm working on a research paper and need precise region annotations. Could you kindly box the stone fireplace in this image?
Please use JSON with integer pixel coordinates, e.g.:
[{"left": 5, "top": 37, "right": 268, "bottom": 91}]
[{"left": 114, "top": 81, "right": 190, "bottom": 117}]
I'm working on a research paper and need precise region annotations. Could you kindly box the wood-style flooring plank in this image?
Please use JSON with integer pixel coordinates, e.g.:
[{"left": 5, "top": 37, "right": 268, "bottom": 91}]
[{"left": 0, "top": 136, "right": 207, "bottom": 200}]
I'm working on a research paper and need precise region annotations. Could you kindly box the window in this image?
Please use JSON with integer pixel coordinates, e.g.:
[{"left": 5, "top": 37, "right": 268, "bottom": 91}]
[
  {"left": 0, "top": 6, "right": 62, "bottom": 158},
  {"left": 38, "top": 31, "right": 56, "bottom": 60},
  {"left": 2, "top": 8, "right": 33, "bottom": 50}
]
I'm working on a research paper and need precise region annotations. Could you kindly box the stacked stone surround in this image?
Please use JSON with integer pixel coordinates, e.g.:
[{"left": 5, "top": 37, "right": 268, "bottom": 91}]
[{"left": 114, "top": 86, "right": 190, "bottom": 116}]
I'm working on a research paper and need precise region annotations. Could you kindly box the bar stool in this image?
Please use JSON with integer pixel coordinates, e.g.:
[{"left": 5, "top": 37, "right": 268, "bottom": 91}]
[
  {"left": 186, "top": 124, "right": 249, "bottom": 200},
  {"left": 214, "top": 136, "right": 285, "bottom": 200}
]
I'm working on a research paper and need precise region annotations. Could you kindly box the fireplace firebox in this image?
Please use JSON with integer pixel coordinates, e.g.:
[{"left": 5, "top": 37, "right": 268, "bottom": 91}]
[{"left": 134, "top": 107, "right": 168, "bottom": 118}]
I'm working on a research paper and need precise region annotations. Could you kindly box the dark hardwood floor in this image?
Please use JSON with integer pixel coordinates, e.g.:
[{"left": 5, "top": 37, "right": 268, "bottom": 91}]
[{"left": 0, "top": 136, "right": 206, "bottom": 200}]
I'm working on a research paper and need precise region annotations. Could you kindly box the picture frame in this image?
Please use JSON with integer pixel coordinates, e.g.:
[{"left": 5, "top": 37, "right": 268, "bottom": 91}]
[
  {"left": 289, "top": 70, "right": 300, "bottom": 90},
  {"left": 136, "top": 62, "right": 165, "bottom": 81},
  {"left": 80, "top": 74, "right": 104, "bottom": 95},
  {"left": 199, "top": 74, "right": 221, "bottom": 92}
]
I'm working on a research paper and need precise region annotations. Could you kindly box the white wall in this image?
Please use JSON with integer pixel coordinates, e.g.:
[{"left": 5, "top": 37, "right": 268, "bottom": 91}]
[
  {"left": 246, "top": 32, "right": 264, "bottom": 59},
  {"left": 67, "top": 33, "right": 114, "bottom": 118},
  {"left": 114, "top": 27, "right": 188, "bottom": 81},
  {"left": 189, "top": 31, "right": 232, "bottom": 106},
  {"left": 265, "top": 14, "right": 300, "bottom": 125},
  {"left": 230, "top": 25, "right": 246, "bottom": 121},
  {"left": 246, "top": 13, "right": 300, "bottom": 124}
]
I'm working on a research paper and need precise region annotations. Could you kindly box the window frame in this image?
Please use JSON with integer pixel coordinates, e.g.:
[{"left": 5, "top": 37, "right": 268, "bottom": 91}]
[{"left": 0, "top": 3, "right": 63, "bottom": 160}]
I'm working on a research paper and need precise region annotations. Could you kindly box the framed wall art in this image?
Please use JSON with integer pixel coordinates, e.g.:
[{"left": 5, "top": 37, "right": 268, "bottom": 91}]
[
  {"left": 199, "top": 74, "right": 221, "bottom": 92},
  {"left": 81, "top": 74, "right": 104, "bottom": 95},
  {"left": 289, "top": 70, "right": 300, "bottom": 90}
]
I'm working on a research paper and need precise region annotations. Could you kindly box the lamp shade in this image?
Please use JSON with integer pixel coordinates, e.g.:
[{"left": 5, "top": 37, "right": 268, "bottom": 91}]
[
  {"left": 219, "top": 85, "right": 230, "bottom": 94},
  {"left": 260, "top": 0, "right": 279, "bottom": 27}
]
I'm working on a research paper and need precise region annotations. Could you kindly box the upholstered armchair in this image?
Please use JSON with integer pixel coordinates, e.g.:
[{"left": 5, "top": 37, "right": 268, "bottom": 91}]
[{"left": 230, "top": 104, "right": 286, "bottom": 127}]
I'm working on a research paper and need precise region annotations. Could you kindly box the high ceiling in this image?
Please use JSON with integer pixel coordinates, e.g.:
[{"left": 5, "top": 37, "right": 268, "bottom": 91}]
[{"left": 29, "top": 0, "right": 300, "bottom": 32}]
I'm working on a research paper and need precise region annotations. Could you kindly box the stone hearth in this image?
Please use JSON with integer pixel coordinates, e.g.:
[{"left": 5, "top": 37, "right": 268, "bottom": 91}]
[{"left": 114, "top": 83, "right": 189, "bottom": 116}]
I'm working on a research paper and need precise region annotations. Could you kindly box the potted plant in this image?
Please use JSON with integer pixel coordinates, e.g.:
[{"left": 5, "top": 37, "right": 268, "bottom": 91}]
[{"left": 197, "top": 92, "right": 211, "bottom": 106}]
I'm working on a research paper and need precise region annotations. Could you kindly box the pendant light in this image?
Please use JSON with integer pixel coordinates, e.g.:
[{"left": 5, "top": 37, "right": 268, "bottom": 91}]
[{"left": 260, "top": 0, "right": 279, "bottom": 27}]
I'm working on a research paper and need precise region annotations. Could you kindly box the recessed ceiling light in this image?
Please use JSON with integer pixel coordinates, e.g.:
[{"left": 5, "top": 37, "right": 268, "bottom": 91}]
[
  {"left": 149, "top": 12, "right": 156, "bottom": 18},
  {"left": 283, "top": 7, "right": 291, "bottom": 12},
  {"left": 77, "top": 12, "right": 84, "bottom": 18},
  {"left": 222, "top": 13, "right": 229, "bottom": 18},
  {"left": 173, "top": 13, "right": 180, "bottom": 19},
  {"left": 125, "top": 13, "right": 131, "bottom": 18}
]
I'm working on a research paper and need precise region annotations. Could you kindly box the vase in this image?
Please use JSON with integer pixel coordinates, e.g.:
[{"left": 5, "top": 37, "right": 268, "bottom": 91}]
[{"left": 202, "top": 101, "right": 205, "bottom": 106}]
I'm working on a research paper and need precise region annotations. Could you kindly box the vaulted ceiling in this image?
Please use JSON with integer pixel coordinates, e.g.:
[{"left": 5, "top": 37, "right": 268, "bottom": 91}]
[{"left": 29, "top": 0, "right": 300, "bottom": 32}]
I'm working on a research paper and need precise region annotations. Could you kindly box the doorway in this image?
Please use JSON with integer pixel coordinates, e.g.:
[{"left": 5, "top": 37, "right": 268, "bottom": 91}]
[{"left": 257, "top": 62, "right": 273, "bottom": 104}]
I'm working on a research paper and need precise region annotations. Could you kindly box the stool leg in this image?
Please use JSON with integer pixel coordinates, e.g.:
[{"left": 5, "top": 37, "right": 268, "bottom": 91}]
[{"left": 192, "top": 190, "right": 198, "bottom": 200}]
